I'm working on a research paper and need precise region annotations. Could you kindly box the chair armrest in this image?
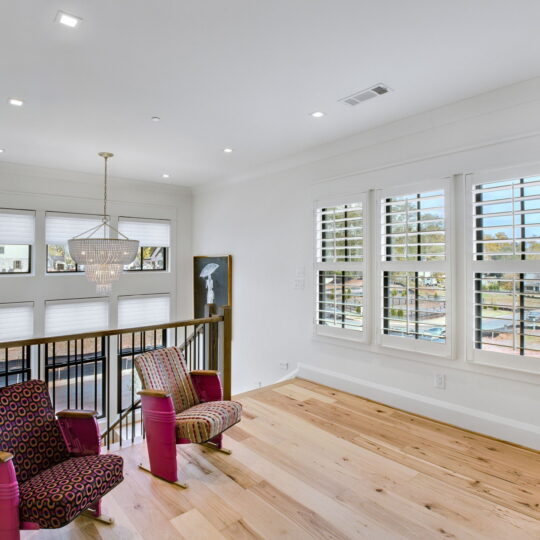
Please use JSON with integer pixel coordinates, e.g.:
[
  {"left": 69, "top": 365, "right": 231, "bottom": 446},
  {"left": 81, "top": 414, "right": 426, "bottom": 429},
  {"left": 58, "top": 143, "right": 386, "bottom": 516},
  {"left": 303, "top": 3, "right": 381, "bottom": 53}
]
[
  {"left": 57, "top": 411, "right": 101, "bottom": 456},
  {"left": 0, "top": 451, "right": 13, "bottom": 463},
  {"left": 190, "top": 370, "right": 219, "bottom": 376},
  {"left": 137, "top": 389, "right": 171, "bottom": 398},
  {"left": 190, "top": 371, "right": 223, "bottom": 402},
  {"left": 57, "top": 409, "right": 97, "bottom": 419}
]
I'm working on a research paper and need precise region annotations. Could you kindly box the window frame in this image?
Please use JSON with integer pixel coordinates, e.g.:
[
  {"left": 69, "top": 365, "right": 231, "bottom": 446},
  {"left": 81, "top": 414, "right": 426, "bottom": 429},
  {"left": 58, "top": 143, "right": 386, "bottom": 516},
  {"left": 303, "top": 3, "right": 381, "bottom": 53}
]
[
  {"left": 45, "top": 212, "right": 105, "bottom": 274},
  {"left": 124, "top": 246, "right": 168, "bottom": 272},
  {"left": 0, "top": 209, "right": 35, "bottom": 275},
  {"left": 118, "top": 217, "right": 171, "bottom": 273},
  {"left": 466, "top": 167, "right": 540, "bottom": 373},
  {"left": 313, "top": 193, "right": 369, "bottom": 343},
  {"left": 375, "top": 179, "right": 454, "bottom": 357}
]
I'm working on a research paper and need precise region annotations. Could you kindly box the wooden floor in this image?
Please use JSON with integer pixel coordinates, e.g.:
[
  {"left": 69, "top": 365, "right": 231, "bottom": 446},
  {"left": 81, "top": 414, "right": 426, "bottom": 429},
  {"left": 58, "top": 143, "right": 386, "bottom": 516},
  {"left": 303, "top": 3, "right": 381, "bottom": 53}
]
[{"left": 23, "top": 379, "right": 540, "bottom": 539}]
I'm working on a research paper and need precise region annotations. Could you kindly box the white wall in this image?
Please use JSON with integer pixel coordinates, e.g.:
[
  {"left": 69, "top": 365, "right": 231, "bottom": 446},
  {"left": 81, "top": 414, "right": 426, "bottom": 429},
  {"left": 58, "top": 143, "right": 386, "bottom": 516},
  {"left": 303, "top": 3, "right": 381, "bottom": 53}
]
[
  {"left": 0, "top": 161, "right": 193, "bottom": 331},
  {"left": 193, "top": 76, "right": 540, "bottom": 449}
]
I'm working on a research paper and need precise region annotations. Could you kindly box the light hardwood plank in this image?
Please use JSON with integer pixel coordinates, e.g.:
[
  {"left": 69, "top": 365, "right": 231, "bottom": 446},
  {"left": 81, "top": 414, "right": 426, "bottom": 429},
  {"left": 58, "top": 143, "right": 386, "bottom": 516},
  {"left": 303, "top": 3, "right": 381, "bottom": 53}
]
[{"left": 22, "top": 379, "right": 540, "bottom": 540}]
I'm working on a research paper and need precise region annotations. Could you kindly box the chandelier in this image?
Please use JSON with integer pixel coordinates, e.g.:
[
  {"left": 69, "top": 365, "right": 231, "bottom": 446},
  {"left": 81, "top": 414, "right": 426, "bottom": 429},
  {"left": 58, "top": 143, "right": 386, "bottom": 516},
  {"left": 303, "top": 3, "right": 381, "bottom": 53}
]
[{"left": 68, "top": 152, "right": 139, "bottom": 295}]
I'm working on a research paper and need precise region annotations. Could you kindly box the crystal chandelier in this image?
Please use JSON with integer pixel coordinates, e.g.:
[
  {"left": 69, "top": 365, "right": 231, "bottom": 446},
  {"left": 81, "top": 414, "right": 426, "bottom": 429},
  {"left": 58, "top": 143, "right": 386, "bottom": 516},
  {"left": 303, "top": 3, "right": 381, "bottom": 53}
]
[{"left": 68, "top": 152, "right": 139, "bottom": 295}]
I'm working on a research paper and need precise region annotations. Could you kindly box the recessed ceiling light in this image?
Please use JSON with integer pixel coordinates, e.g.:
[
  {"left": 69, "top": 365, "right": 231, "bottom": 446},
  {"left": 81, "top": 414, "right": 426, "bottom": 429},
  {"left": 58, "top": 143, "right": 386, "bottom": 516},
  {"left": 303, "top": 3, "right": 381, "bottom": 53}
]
[
  {"left": 162, "top": 173, "right": 170, "bottom": 179},
  {"left": 0, "top": 149, "right": 4, "bottom": 153},
  {"left": 8, "top": 98, "right": 24, "bottom": 107},
  {"left": 311, "top": 111, "right": 325, "bottom": 118},
  {"left": 151, "top": 116, "right": 161, "bottom": 122},
  {"left": 56, "top": 11, "right": 82, "bottom": 28},
  {"left": 223, "top": 148, "right": 233, "bottom": 153}
]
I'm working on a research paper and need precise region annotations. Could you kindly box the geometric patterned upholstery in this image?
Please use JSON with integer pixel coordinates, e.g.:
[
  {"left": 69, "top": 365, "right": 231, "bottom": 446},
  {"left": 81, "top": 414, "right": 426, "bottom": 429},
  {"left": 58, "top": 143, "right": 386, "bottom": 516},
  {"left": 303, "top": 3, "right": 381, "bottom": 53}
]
[
  {"left": 135, "top": 347, "right": 200, "bottom": 413},
  {"left": 175, "top": 400, "right": 242, "bottom": 443},
  {"left": 0, "top": 379, "right": 70, "bottom": 483},
  {"left": 19, "top": 454, "right": 124, "bottom": 528}
]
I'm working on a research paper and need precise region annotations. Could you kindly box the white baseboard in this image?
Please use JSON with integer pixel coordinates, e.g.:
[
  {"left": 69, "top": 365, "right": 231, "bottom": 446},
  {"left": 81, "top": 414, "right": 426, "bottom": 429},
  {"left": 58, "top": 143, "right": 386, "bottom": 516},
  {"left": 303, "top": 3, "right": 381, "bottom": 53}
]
[{"left": 298, "top": 363, "right": 540, "bottom": 451}]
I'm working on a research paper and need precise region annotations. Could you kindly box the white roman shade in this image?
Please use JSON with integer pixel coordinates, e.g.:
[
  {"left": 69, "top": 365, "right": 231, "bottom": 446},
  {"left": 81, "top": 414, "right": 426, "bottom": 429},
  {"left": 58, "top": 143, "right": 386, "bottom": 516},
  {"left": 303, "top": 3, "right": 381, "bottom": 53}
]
[
  {"left": 118, "top": 294, "right": 170, "bottom": 329},
  {"left": 0, "top": 210, "right": 35, "bottom": 245},
  {"left": 118, "top": 218, "right": 170, "bottom": 247},
  {"left": 0, "top": 303, "right": 34, "bottom": 341},
  {"left": 45, "top": 298, "right": 109, "bottom": 336},
  {"left": 46, "top": 213, "right": 104, "bottom": 244}
]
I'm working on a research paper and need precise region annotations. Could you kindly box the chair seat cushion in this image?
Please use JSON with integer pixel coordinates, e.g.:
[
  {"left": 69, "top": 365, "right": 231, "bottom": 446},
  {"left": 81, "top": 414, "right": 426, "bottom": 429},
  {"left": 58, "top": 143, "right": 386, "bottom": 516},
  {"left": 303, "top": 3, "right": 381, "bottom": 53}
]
[
  {"left": 175, "top": 400, "right": 242, "bottom": 443},
  {"left": 19, "top": 454, "right": 124, "bottom": 528}
]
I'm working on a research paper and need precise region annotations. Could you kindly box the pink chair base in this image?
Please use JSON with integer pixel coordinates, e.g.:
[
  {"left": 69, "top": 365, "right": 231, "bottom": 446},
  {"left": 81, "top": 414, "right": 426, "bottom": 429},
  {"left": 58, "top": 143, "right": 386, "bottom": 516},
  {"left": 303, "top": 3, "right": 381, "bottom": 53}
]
[{"left": 139, "top": 370, "right": 237, "bottom": 487}]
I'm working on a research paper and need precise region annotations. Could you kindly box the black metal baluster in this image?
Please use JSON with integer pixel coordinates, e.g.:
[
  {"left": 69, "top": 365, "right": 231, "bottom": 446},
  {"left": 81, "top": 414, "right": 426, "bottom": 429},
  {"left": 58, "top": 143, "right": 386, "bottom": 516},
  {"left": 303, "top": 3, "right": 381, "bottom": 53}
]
[
  {"left": 131, "top": 331, "right": 135, "bottom": 443},
  {"left": 67, "top": 340, "right": 71, "bottom": 410},
  {"left": 80, "top": 339, "right": 84, "bottom": 410},
  {"left": 51, "top": 342, "right": 56, "bottom": 409},
  {"left": 106, "top": 335, "right": 110, "bottom": 450},
  {"left": 94, "top": 337, "right": 98, "bottom": 413}
]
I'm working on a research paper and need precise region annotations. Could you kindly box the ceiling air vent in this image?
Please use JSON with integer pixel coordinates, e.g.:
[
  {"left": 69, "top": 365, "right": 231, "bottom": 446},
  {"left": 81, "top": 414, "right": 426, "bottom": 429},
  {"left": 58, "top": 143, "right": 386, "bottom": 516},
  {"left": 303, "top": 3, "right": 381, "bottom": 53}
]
[{"left": 340, "top": 83, "right": 392, "bottom": 106}]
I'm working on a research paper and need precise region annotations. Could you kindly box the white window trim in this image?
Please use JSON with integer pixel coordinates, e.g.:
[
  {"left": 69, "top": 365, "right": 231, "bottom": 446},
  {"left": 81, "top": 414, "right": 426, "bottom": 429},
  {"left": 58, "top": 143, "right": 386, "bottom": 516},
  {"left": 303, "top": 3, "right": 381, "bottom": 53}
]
[
  {"left": 465, "top": 169, "right": 540, "bottom": 374},
  {"left": 313, "top": 193, "right": 369, "bottom": 343},
  {"left": 375, "top": 179, "right": 454, "bottom": 358}
]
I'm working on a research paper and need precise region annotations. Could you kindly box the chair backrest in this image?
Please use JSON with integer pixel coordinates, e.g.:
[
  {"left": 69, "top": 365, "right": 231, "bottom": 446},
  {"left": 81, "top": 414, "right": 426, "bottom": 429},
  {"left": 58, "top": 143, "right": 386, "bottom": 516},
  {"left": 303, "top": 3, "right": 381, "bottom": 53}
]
[
  {"left": 0, "top": 379, "right": 70, "bottom": 483},
  {"left": 135, "top": 347, "right": 199, "bottom": 413}
]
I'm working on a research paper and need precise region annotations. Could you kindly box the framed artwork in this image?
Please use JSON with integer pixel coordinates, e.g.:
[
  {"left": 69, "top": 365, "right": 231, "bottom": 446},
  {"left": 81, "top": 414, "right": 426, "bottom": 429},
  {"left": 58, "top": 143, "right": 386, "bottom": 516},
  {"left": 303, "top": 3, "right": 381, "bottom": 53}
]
[{"left": 193, "top": 255, "right": 232, "bottom": 318}]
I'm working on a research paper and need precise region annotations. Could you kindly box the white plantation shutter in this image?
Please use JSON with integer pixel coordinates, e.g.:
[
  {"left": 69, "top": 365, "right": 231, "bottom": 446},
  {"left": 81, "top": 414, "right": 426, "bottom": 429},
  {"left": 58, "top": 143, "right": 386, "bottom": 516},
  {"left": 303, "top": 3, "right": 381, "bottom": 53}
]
[
  {"left": 470, "top": 173, "right": 540, "bottom": 368},
  {"left": 378, "top": 182, "right": 451, "bottom": 356},
  {"left": 316, "top": 203, "right": 363, "bottom": 262},
  {"left": 381, "top": 190, "right": 446, "bottom": 262},
  {"left": 0, "top": 303, "right": 34, "bottom": 341},
  {"left": 118, "top": 294, "right": 170, "bottom": 329},
  {"left": 473, "top": 176, "right": 540, "bottom": 261},
  {"left": 45, "top": 299, "right": 109, "bottom": 336},
  {"left": 118, "top": 218, "right": 170, "bottom": 247},
  {"left": 315, "top": 198, "right": 366, "bottom": 339},
  {"left": 46, "top": 213, "right": 104, "bottom": 244},
  {"left": 0, "top": 210, "right": 35, "bottom": 244}
]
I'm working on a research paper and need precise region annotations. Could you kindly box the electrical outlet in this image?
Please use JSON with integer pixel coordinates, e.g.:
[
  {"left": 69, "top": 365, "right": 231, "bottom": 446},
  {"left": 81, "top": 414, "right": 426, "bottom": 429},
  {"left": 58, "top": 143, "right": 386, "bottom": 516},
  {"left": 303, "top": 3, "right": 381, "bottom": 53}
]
[
  {"left": 434, "top": 373, "right": 446, "bottom": 389},
  {"left": 280, "top": 362, "right": 289, "bottom": 371}
]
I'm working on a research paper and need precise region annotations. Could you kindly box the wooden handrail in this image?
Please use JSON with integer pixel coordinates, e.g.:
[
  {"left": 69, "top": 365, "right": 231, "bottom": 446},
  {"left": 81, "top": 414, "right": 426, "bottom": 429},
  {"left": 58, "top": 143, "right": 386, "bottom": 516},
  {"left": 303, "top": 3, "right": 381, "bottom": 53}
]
[{"left": 0, "top": 315, "right": 224, "bottom": 349}]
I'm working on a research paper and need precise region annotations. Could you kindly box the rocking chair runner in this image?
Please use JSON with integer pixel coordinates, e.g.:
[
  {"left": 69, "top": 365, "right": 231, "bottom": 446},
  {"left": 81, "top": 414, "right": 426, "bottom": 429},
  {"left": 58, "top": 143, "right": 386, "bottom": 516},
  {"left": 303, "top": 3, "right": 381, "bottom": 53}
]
[
  {"left": 0, "top": 379, "right": 123, "bottom": 540},
  {"left": 135, "top": 346, "right": 242, "bottom": 487}
]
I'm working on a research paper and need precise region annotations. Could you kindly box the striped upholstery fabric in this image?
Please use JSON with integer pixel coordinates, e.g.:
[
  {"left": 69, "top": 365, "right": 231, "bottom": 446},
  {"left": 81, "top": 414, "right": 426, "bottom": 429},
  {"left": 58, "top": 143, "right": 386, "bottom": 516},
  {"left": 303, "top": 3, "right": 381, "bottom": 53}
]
[
  {"left": 135, "top": 347, "right": 199, "bottom": 413},
  {"left": 175, "top": 400, "right": 242, "bottom": 443}
]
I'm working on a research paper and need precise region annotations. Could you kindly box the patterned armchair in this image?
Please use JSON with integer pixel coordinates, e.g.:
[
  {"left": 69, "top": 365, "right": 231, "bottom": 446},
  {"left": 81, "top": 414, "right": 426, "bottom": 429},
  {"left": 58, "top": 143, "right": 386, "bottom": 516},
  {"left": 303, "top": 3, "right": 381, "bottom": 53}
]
[
  {"left": 0, "top": 380, "right": 123, "bottom": 540},
  {"left": 135, "top": 347, "right": 242, "bottom": 488}
]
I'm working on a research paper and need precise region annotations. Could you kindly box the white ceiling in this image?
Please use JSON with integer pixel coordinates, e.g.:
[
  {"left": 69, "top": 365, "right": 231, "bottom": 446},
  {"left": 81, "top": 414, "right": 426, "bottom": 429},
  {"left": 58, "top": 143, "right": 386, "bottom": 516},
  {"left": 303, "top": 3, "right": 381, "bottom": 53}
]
[{"left": 2, "top": 1, "right": 540, "bottom": 187}]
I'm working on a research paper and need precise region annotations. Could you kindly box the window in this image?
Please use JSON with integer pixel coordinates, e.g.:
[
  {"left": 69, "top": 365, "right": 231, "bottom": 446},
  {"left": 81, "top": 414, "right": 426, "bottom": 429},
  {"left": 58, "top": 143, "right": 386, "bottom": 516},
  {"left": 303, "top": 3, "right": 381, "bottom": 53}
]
[
  {"left": 0, "top": 209, "right": 34, "bottom": 274},
  {"left": 44, "top": 298, "right": 109, "bottom": 414},
  {"left": 315, "top": 199, "right": 365, "bottom": 339},
  {"left": 379, "top": 184, "right": 451, "bottom": 354},
  {"left": 117, "top": 294, "right": 170, "bottom": 411},
  {"left": 118, "top": 218, "right": 170, "bottom": 271},
  {"left": 471, "top": 174, "right": 540, "bottom": 366},
  {"left": 46, "top": 213, "right": 104, "bottom": 272},
  {"left": 0, "top": 302, "right": 34, "bottom": 387}
]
